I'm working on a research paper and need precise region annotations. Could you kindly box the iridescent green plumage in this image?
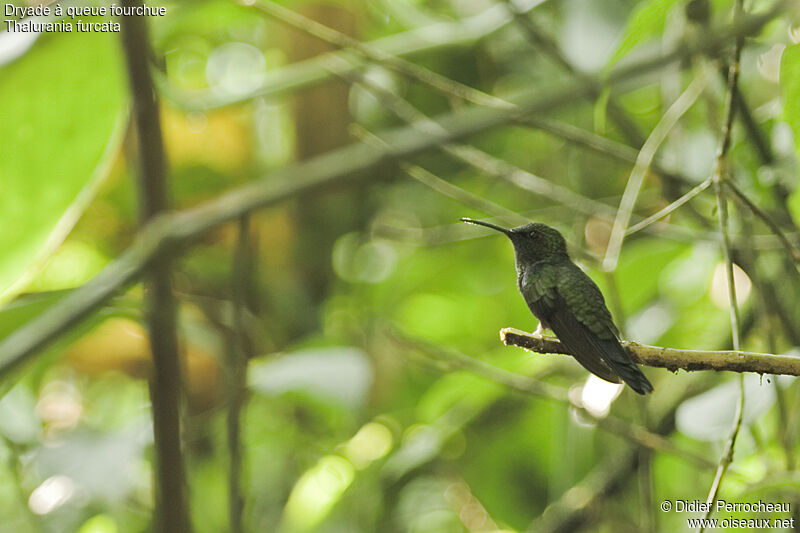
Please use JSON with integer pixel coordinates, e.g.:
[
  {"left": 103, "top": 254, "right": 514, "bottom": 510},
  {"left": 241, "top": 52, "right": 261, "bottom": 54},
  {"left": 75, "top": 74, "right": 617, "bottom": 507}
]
[{"left": 463, "top": 218, "right": 653, "bottom": 395}]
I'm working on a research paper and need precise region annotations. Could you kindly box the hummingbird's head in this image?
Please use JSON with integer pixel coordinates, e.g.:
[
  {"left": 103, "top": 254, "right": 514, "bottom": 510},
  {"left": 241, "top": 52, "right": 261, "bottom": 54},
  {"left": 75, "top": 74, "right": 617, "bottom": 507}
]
[{"left": 461, "top": 218, "right": 569, "bottom": 264}]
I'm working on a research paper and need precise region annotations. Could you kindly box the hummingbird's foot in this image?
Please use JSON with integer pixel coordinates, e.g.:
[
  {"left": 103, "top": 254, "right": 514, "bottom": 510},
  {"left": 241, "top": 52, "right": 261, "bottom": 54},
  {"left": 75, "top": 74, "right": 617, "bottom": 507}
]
[{"left": 533, "top": 322, "right": 555, "bottom": 337}]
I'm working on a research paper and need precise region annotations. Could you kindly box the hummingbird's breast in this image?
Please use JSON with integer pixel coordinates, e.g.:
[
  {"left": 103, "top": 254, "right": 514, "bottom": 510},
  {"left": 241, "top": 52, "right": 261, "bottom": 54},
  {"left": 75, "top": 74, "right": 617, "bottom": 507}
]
[{"left": 515, "top": 259, "right": 544, "bottom": 288}]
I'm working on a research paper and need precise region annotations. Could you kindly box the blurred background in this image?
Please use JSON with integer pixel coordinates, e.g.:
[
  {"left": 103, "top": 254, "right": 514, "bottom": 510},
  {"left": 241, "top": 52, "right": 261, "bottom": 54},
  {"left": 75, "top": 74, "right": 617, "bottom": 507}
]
[{"left": 2, "top": 0, "right": 800, "bottom": 531}]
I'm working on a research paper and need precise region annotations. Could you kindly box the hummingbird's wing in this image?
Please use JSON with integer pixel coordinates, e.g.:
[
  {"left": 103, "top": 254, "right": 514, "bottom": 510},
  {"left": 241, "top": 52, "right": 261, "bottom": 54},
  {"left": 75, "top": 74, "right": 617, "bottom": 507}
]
[
  {"left": 522, "top": 263, "right": 653, "bottom": 394},
  {"left": 522, "top": 266, "right": 622, "bottom": 385},
  {"left": 556, "top": 264, "right": 653, "bottom": 394}
]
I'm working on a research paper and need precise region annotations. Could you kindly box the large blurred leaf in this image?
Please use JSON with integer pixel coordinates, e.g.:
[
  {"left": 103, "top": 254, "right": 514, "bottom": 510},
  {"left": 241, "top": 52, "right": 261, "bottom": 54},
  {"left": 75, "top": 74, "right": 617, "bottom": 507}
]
[
  {"left": 675, "top": 375, "right": 795, "bottom": 442},
  {"left": 607, "top": 0, "right": 680, "bottom": 67},
  {"left": 32, "top": 422, "right": 149, "bottom": 504},
  {"left": 0, "top": 29, "right": 127, "bottom": 302},
  {"left": 780, "top": 44, "right": 800, "bottom": 226}
]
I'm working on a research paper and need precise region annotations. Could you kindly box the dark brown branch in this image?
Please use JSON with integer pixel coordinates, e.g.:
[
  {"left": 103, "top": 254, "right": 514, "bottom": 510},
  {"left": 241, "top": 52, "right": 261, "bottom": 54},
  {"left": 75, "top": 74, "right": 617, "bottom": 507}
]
[
  {"left": 120, "top": 4, "right": 190, "bottom": 533},
  {"left": 501, "top": 328, "right": 800, "bottom": 377},
  {"left": 227, "top": 216, "right": 254, "bottom": 533}
]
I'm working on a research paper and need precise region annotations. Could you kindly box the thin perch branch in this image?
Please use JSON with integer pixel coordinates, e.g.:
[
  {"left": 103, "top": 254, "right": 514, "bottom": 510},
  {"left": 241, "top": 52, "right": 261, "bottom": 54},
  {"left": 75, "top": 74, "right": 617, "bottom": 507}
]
[{"left": 501, "top": 328, "right": 800, "bottom": 377}]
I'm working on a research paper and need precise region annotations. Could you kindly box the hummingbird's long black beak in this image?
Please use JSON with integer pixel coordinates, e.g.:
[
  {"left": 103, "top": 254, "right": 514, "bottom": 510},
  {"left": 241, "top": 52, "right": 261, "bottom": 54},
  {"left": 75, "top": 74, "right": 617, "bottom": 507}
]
[{"left": 460, "top": 217, "right": 511, "bottom": 236}]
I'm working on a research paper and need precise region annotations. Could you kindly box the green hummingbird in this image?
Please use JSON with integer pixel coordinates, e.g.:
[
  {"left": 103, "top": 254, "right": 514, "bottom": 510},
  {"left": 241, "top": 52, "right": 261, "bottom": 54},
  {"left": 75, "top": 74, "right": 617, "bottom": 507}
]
[{"left": 462, "top": 218, "right": 653, "bottom": 395}]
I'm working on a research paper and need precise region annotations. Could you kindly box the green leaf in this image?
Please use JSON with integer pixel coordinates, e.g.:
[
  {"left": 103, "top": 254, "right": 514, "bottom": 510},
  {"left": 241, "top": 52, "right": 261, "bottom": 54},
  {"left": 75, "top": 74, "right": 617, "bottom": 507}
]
[
  {"left": 780, "top": 44, "right": 800, "bottom": 225},
  {"left": 608, "top": 0, "right": 681, "bottom": 66},
  {"left": 0, "top": 29, "right": 128, "bottom": 303}
]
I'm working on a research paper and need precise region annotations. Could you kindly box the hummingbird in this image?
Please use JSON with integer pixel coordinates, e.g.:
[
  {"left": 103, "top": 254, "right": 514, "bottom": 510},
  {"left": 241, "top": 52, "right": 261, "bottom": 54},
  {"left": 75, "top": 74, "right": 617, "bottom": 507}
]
[{"left": 462, "top": 218, "right": 653, "bottom": 395}]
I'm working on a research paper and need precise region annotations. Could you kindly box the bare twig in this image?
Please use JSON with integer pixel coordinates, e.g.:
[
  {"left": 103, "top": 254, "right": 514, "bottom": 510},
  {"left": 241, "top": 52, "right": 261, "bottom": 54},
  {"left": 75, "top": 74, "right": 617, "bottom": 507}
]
[
  {"left": 402, "top": 164, "right": 524, "bottom": 224},
  {"left": 350, "top": 124, "right": 525, "bottom": 226},
  {"left": 521, "top": 116, "right": 642, "bottom": 159},
  {"left": 246, "top": 0, "right": 513, "bottom": 109},
  {"left": 501, "top": 328, "right": 800, "bottom": 377},
  {"left": 626, "top": 178, "right": 712, "bottom": 236},
  {"left": 120, "top": 4, "right": 190, "bottom": 532}
]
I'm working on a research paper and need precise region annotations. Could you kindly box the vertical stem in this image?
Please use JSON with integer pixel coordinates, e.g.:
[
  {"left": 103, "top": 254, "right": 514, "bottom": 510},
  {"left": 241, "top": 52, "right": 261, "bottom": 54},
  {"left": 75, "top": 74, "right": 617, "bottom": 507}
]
[
  {"left": 699, "top": 2, "right": 745, "bottom": 530},
  {"left": 120, "top": 4, "right": 190, "bottom": 533},
  {"left": 713, "top": 4, "right": 744, "bottom": 360},
  {"left": 228, "top": 216, "right": 254, "bottom": 533}
]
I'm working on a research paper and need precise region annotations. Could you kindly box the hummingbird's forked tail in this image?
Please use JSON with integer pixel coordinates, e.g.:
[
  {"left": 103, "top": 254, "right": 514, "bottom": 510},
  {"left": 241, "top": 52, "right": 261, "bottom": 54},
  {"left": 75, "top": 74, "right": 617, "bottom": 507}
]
[{"left": 593, "top": 338, "right": 654, "bottom": 394}]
